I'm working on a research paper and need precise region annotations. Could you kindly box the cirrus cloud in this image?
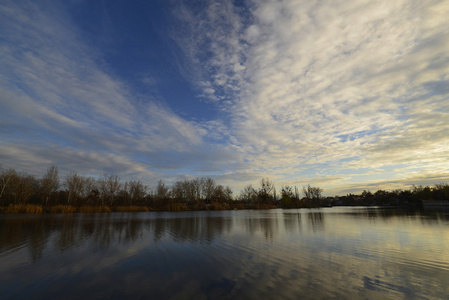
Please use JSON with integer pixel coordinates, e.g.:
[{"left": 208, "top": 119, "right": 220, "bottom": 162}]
[{"left": 1, "top": 0, "right": 448, "bottom": 195}]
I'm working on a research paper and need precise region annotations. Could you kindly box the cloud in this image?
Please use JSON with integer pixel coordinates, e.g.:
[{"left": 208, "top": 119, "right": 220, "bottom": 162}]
[
  {"left": 0, "top": 0, "right": 239, "bottom": 185},
  {"left": 330, "top": 170, "right": 449, "bottom": 196},
  {"left": 1, "top": 0, "right": 448, "bottom": 193},
  {"left": 168, "top": 0, "right": 248, "bottom": 104},
  {"left": 0, "top": 142, "right": 152, "bottom": 178},
  {"left": 171, "top": 0, "right": 449, "bottom": 191}
]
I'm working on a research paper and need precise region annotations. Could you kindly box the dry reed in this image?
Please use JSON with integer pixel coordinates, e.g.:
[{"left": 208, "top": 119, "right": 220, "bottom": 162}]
[
  {"left": 209, "top": 203, "right": 225, "bottom": 210},
  {"left": 230, "top": 203, "right": 245, "bottom": 210},
  {"left": 114, "top": 206, "right": 149, "bottom": 212},
  {"left": 50, "top": 205, "right": 76, "bottom": 213},
  {"left": 167, "top": 203, "right": 188, "bottom": 212},
  {"left": 4, "top": 204, "right": 43, "bottom": 214},
  {"left": 79, "top": 205, "right": 111, "bottom": 213}
]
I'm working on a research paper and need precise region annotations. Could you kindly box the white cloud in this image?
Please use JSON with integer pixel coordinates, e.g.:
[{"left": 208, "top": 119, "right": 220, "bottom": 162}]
[
  {"left": 0, "top": 0, "right": 238, "bottom": 184},
  {"left": 168, "top": 0, "right": 248, "bottom": 104},
  {"left": 172, "top": 0, "right": 449, "bottom": 190},
  {"left": 1, "top": 0, "right": 448, "bottom": 193}
]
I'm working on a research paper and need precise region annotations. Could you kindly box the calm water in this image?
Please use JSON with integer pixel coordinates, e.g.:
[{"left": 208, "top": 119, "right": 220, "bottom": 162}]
[{"left": 1, "top": 207, "right": 448, "bottom": 299}]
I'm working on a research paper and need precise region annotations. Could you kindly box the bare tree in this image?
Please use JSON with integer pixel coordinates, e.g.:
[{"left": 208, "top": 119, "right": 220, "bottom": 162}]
[
  {"left": 239, "top": 184, "right": 257, "bottom": 203},
  {"left": 153, "top": 180, "right": 169, "bottom": 207},
  {"left": 41, "top": 165, "right": 59, "bottom": 205},
  {"left": 155, "top": 180, "right": 169, "bottom": 200},
  {"left": 260, "top": 178, "right": 274, "bottom": 195},
  {"left": 98, "top": 175, "right": 108, "bottom": 205},
  {"left": 302, "top": 184, "right": 323, "bottom": 200},
  {"left": 83, "top": 177, "right": 95, "bottom": 203},
  {"left": 0, "top": 168, "right": 38, "bottom": 205},
  {"left": 224, "top": 186, "right": 233, "bottom": 203},
  {"left": 85, "top": 177, "right": 99, "bottom": 205},
  {"left": 120, "top": 182, "right": 130, "bottom": 205},
  {"left": 281, "top": 185, "right": 291, "bottom": 196},
  {"left": 200, "top": 177, "right": 216, "bottom": 201},
  {"left": 171, "top": 179, "right": 200, "bottom": 204},
  {"left": 128, "top": 180, "right": 147, "bottom": 204},
  {"left": 98, "top": 174, "right": 121, "bottom": 206},
  {"left": 107, "top": 174, "right": 121, "bottom": 205},
  {"left": 186, "top": 179, "right": 200, "bottom": 203},
  {"left": 0, "top": 168, "right": 16, "bottom": 205},
  {"left": 14, "top": 173, "right": 36, "bottom": 204},
  {"left": 170, "top": 181, "right": 184, "bottom": 202},
  {"left": 190, "top": 179, "right": 201, "bottom": 203},
  {"left": 213, "top": 185, "right": 225, "bottom": 203},
  {"left": 65, "top": 172, "right": 86, "bottom": 204},
  {"left": 259, "top": 178, "right": 274, "bottom": 204}
]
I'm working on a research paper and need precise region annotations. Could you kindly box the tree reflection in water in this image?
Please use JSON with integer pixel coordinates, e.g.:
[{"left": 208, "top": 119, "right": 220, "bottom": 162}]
[
  {"left": 1, "top": 208, "right": 448, "bottom": 299},
  {"left": 0, "top": 212, "right": 238, "bottom": 261},
  {"left": 1, "top": 208, "right": 447, "bottom": 263}
]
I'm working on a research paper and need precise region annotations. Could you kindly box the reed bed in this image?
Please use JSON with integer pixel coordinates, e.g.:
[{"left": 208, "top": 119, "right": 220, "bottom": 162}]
[
  {"left": 79, "top": 205, "right": 111, "bottom": 213},
  {"left": 230, "top": 203, "right": 245, "bottom": 210},
  {"left": 113, "top": 206, "right": 149, "bottom": 212},
  {"left": 167, "top": 203, "right": 189, "bottom": 212},
  {"left": 244, "top": 204, "right": 277, "bottom": 210},
  {"left": 4, "top": 204, "right": 43, "bottom": 214},
  {"left": 50, "top": 205, "right": 77, "bottom": 213},
  {"left": 207, "top": 203, "right": 225, "bottom": 211}
]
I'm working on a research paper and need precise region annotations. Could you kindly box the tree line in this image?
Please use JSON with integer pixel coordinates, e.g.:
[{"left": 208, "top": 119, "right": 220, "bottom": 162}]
[
  {"left": 0, "top": 166, "right": 234, "bottom": 211},
  {"left": 1, "top": 165, "right": 448, "bottom": 212}
]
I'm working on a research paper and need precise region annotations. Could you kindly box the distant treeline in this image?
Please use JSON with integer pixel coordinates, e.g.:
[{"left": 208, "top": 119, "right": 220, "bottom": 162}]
[{"left": 0, "top": 165, "right": 448, "bottom": 213}]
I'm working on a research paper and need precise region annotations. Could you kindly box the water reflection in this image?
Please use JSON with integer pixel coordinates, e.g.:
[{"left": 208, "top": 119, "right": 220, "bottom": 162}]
[
  {"left": 282, "top": 211, "right": 301, "bottom": 234},
  {"left": 307, "top": 212, "right": 324, "bottom": 232},
  {"left": 1, "top": 208, "right": 449, "bottom": 299},
  {"left": 0, "top": 213, "right": 236, "bottom": 260},
  {"left": 1, "top": 208, "right": 449, "bottom": 261}
]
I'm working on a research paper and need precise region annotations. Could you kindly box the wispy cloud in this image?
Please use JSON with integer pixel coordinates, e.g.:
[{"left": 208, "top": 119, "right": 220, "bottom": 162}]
[
  {"left": 1, "top": 0, "right": 448, "bottom": 194},
  {"left": 0, "top": 0, "right": 237, "bottom": 183},
  {"left": 168, "top": 0, "right": 248, "bottom": 104},
  {"left": 170, "top": 0, "right": 449, "bottom": 192}
]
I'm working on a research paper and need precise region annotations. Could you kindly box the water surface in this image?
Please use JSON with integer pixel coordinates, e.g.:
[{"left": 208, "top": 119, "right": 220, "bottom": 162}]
[{"left": 1, "top": 207, "right": 448, "bottom": 299}]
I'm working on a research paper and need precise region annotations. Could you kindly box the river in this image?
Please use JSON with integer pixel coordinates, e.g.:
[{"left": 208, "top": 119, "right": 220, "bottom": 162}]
[{"left": 1, "top": 207, "right": 448, "bottom": 299}]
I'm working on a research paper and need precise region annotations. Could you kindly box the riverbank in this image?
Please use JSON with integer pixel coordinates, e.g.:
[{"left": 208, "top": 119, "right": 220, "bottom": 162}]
[
  {"left": 2, "top": 202, "right": 443, "bottom": 214},
  {"left": 0, "top": 203, "right": 278, "bottom": 214}
]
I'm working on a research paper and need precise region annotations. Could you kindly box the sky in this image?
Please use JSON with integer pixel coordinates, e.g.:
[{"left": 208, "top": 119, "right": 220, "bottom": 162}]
[{"left": 1, "top": 0, "right": 448, "bottom": 196}]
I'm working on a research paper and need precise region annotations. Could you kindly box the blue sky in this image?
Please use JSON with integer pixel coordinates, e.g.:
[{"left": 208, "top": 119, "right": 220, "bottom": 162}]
[{"left": 1, "top": 0, "right": 448, "bottom": 196}]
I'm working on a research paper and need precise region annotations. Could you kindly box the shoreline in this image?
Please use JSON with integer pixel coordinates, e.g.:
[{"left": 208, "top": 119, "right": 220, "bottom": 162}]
[{"left": 1, "top": 202, "right": 443, "bottom": 214}]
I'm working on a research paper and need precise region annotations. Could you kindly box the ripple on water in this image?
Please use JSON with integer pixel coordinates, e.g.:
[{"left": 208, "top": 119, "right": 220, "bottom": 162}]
[{"left": 0, "top": 209, "right": 449, "bottom": 299}]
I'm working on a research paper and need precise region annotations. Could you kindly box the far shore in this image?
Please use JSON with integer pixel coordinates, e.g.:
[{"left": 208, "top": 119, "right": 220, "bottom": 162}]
[
  {"left": 3, "top": 200, "right": 448, "bottom": 215},
  {"left": 0, "top": 203, "right": 276, "bottom": 214}
]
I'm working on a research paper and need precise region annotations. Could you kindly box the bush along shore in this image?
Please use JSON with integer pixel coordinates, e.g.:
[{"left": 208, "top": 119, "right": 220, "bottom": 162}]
[{"left": 1, "top": 166, "right": 448, "bottom": 213}]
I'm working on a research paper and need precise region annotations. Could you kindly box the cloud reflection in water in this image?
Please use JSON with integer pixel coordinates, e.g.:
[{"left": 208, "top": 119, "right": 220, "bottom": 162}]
[{"left": 0, "top": 208, "right": 448, "bottom": 299}]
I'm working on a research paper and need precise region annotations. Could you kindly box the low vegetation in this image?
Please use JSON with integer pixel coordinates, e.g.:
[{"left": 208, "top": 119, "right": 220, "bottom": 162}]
[
  {"left": 50, "top": 205, "right": 76, "bottom": 213},
  {"left": 1, "top": 165, "right": 448, "bottom": 214},
  {"left": 5, "top": 204, "right": 42, "bottom": 214},
  {"left": 113, "top": 206, "right": 149, "bottom": 212},
  {"left": 79, "top": 205, "right": 111, "bottom": 213}
]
